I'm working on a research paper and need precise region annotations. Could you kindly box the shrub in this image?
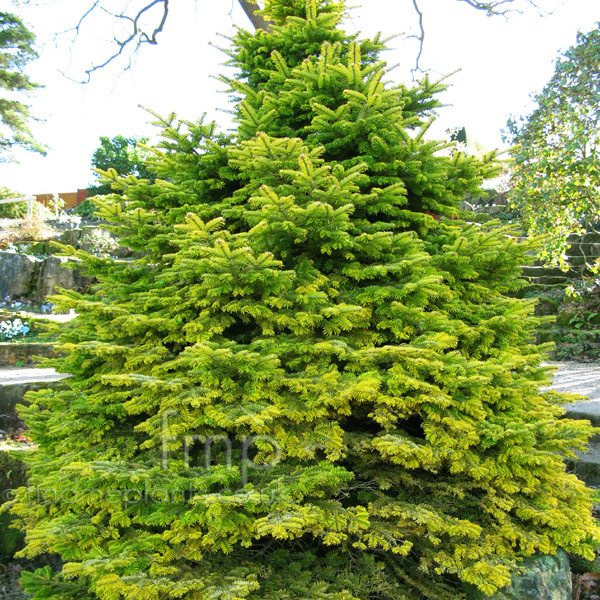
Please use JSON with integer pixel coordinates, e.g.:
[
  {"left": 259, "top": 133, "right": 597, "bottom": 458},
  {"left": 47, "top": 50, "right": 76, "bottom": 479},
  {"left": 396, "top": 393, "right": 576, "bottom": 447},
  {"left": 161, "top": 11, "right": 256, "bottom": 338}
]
[
  {"left": 72, "top": 198, "right": 98, "bottom": 220},
  {"left": 9, "top": 2, "right": 600, "bottom": 599}
]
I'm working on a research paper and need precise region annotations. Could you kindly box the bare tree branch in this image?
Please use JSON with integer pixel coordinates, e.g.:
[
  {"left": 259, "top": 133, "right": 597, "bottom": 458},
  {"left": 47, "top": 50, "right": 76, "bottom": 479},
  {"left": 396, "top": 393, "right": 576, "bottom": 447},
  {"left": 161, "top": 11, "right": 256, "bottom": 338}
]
[
  {"left": 57, "top": 0, "right": 169, "bottom": 83},
  {"left": 455, "top": 0, "right": 542, "bottom": 16},
  {"left": 408, "top": 0, "right": 424, "bottom": 75},
  {"left": 57, "top": 0, "right": 544, "bottom": 83},
  {"left": 59, "top": 0, "right": 271, "bottom": 83},
  {"left": 406, "top": 0, "right": 544, "bottom": 76},
  {"left": 72, "top": 0, "right": 102, "bottom": 36}
]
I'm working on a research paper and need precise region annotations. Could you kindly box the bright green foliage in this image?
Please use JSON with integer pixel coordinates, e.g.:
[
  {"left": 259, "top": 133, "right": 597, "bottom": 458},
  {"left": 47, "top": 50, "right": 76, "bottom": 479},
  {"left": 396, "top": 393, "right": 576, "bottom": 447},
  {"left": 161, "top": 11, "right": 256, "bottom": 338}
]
[
  {"left": 0, "top": 11, "right": 45, "bottom": 160},
  {"left": 8, "top": 2, "right": 600, "bottom": 599},
  {"left": 0, "top": 186, "right": 25, "bottom": 217},
  {"left": 89, "top": 135, "right": 155, "bottom": 196},
  {"left": 507, "top": 23, "right": 600, "bottom": 269}
]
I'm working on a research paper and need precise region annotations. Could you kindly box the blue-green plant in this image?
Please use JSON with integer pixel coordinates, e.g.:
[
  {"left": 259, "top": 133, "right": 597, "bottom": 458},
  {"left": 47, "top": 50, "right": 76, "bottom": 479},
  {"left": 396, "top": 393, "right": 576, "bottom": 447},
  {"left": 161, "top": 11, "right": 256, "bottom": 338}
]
[{"left": 0, "top": 318, "right": 30, "bottom": 341}]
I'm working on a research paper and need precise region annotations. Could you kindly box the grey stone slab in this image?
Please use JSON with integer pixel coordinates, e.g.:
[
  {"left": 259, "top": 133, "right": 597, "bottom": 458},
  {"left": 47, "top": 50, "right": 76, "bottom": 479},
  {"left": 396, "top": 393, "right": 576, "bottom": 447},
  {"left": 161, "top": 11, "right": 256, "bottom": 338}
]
[
  {"left": 0, "top": 369, "right": 65, "bottom": 434},
  {"left": 541, "top": 362, "right": 600, "bottom": 484},
  {"left": 0, "top": 367, "right": 66, "bottom": 386},
  {"left": 544, "top": 361, "right": 600, "bottom": 401},
  {"left": 0, "top": 251, "right": 42, "bottom": 299},
  {"left": 542, "top": 362, "right": 600, "bottom": 429}
]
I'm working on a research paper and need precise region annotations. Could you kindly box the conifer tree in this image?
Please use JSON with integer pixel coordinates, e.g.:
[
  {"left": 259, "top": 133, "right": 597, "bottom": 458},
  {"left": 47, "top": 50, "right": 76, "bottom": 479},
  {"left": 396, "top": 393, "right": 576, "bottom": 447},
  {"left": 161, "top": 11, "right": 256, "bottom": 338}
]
[
  {"left": 0, "top": 10, "right": 45, "bottom": 160},
  {"left": 8, "top": 1, "right": 600, "bottom": 599}
]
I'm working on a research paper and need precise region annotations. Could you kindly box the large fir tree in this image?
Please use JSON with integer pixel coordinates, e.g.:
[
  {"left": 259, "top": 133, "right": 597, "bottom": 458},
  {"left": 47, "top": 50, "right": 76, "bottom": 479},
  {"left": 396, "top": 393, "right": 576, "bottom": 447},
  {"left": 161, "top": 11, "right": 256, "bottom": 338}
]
[{"left": 8, "top": 2, "right": 600, "bottom": 599}]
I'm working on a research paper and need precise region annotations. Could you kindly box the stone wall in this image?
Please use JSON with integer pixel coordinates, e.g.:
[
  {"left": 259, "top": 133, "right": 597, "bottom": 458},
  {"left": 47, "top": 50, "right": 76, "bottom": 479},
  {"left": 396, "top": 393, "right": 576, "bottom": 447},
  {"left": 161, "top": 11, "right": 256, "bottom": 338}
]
[
  {"left": 0, "top": 343, "right": 57, "bottom": 366},
  {"left": 0, "top": 251, "right": 94, "bottom": 303},
  {"left": 524, "top": 232, "right": 600, "bottom": 289}
]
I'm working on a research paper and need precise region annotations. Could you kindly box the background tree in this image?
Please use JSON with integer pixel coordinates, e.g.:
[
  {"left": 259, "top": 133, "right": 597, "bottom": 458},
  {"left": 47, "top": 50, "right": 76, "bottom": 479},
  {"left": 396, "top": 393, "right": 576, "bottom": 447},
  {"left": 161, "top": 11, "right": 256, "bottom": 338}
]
[
  {"left": 506, "top": 23, "right": 600, "bottom": 270},
  {"left": 88, "top": 134, "right": 154, "bottom": 196},
  {"left": 0, "top": 10, "right": 45, "bottom": 161}
]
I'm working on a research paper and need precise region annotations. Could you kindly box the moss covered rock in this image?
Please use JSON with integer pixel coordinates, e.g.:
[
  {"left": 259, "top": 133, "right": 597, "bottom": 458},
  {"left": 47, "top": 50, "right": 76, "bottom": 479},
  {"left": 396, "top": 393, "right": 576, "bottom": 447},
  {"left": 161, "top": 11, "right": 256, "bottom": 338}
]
[{"left": 467, "top": 550, "right": 571, "bottom": 600}]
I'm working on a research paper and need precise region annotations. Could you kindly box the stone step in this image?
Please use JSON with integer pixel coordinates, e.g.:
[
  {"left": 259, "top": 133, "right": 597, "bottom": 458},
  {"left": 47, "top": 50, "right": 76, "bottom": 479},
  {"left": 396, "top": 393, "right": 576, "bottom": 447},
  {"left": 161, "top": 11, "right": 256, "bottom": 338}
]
[
  {"left": 543, "top": 362, "right": 600, "bottom": 485},
  {"left": 526, "top": 275, "right": 572, "bottom": 286},
  {"left": 545, "top": 363, "right": 600, "bottom": 423},
  {"left": 560, "top": 256, "right": 596, "bottom": 268},
  {"left": 521, "top": 265, "right": 583, "bottom": 277},
  {"left": 567, "top": 233, "right": 600, "bottom": 244},
  {"left": 0, "top": 440, "right": 33, "bottom": 452},
  {"left": 0, "top": 309, "right": 77, "bottom": 323},
  {"left": 0, "top": 368, "right": 66, "bottom": 435},
  {"left": 0, "top": 367, "right": 66, "bottom": 386},
  {"left": 564, "top": 244, "right": 600, "bottom": 258},
  {"left": 521, "top": 265, "right": 583, "bottom": 278}
]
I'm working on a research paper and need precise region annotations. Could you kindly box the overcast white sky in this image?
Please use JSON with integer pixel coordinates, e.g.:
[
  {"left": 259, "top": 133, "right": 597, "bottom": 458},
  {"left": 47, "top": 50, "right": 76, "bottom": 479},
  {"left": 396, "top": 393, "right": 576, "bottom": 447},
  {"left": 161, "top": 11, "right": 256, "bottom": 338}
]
[{"left": 1, "top": 0, "right": 598, "bottom": 194}]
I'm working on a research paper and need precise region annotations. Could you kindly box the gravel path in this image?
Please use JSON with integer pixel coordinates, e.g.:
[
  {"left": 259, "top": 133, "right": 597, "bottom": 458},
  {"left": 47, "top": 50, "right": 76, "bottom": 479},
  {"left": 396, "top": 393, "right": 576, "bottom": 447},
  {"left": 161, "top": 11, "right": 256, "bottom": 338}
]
[{"left": 544, "top": 362, "right": 600, "bottom": 401}]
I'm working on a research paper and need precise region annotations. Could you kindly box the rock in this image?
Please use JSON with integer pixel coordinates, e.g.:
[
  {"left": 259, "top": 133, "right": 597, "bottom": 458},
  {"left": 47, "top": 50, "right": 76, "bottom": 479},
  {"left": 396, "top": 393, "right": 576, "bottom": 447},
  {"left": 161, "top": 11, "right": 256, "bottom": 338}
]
[
  {"left": 567, "top": 440, "right": 600, "bottom": 486},
  {"left": 0, "top": 251, "right": 42, "bottom": 299},
  {"left": 486, "top": 205, "right": 504, "bottom": 215},
  {"left": 466, "top": 550, "right": 571, "bottom": 600},
  {"left": 34, "top": 256, "right": 94, "bottom": 303},
  {"left": 35, "top": 255, "right": 75, "bottom": 301},
  {"left": 0, "top": 382, "right": 45, "bottom": 434},
  {"left": 0, "top": 251, "right": 94, "bottom": 303},
  {"left": 60, "top": 228, "right": 83, "bottom": 247}
]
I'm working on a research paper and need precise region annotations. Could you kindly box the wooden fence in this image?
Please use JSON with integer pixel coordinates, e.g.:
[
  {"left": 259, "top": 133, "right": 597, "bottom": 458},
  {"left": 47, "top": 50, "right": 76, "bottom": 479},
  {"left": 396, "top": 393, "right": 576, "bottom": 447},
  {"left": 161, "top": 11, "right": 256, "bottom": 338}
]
[{"left": 35, "top": 189, "right": 88, "bottom": 211}]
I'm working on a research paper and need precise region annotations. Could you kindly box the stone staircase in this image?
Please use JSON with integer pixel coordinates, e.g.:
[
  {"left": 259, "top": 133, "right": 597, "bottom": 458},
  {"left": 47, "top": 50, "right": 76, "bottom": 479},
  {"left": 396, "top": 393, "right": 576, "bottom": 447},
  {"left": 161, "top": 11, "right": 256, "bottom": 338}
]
[
  {"left": 523, "top": 232, "right": 600, "bottom": 290},
  {"left": 0, "top": 367, "right": 67, "bottom": 449},
  {"left": 544, "top": 361, "right": 600, "bottom": 486},
  {"left": 0, "top": 312, "right": 74, "bottom": 447}
]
